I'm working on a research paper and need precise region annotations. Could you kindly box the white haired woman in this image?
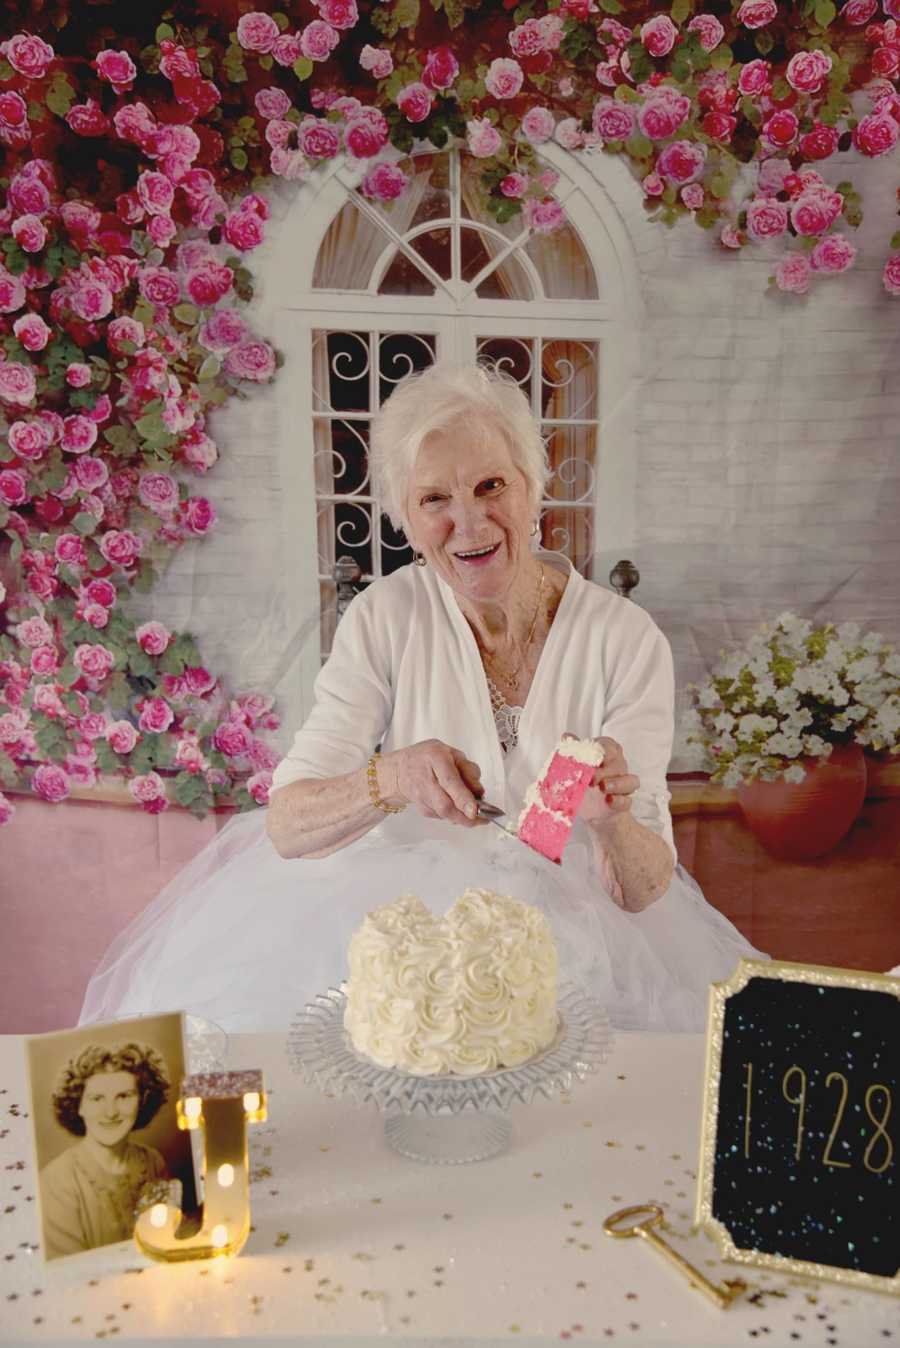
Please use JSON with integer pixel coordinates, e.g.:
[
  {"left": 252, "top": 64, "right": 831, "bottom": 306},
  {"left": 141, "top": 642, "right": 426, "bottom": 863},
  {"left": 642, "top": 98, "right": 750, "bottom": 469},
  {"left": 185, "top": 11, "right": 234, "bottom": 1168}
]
[{"left": 81, "top": 363, "right": 761, "bottom": 1033}]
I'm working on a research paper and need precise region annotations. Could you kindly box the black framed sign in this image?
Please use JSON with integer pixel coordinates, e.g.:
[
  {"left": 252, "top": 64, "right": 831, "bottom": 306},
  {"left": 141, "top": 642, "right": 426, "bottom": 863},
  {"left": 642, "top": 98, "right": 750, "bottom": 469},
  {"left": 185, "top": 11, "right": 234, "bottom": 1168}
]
[{"left": 696, "top": 959, "right": 899, "bottom": 1296}]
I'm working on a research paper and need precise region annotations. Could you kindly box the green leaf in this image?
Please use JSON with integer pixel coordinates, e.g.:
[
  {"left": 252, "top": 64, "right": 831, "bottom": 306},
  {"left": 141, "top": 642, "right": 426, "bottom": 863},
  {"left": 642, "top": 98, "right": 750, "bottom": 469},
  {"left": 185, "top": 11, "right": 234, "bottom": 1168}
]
[
  {"left": 175, "top": 771, "right": 206, "bottom": 807},
  {"left": 671, "top": 0, "right": 691, "bottom": 22},
  {"left": 128, "top": 648, "right": 155, "bottom": 679},
  {"left": 771, "top": 77, "right": 790, "bottom": 101},
  {"left": 72, "top": 511, "right": 98, "bottom": 537},
  {"left": 0, "top": 440, "right": 14, "bottom": 464},
  {"left": 708, "top": 172, "right": 732, "bottom": 198},
  {"left": 624, "top": 132, "right": 653, "bottom": 160},
  {"left": 394, "top": 0, "right": 421, "bottom": 28},
  {"left": 815, "top": 0, "right": 836, "bottom": 25},
  {"left": 890, "top": 231, "right": 900, "bottom": 250},
  {"left": 173, "top": 303, "right": 199, "bottom": 325},
  {"left": 709, "top": 43, "right": 733, "bottom": 69},
  {"left": 599, "top": 0, "right": 623, "bottom": 10},
  {"left": 0, "top": 58, "right": 15, "bottom": 81},
  {"left": 131, "top": 564, "right": 158, "bottom": 596},
  {"left": 46, "top": 77, "right": 76, "bottom": 118},
  {"left": 272, "top": 11, "right": 290, "bottom": 30},
  {"left": 230, "top": 146, "right": 249, "bottom": 170},
  {"left": 740, "top": 95, "right": 762, "bottom": 127},
  {"left": 258, "top": 53, "right": 273, "bottom": 70},
  {"left": 755, "top": 30, "right": 774, "bottom": 54},
  {"left": 198, "top": 354, "right": 221, "bottom": 381},
  {"left": 158, "top": 646, "right": 185, "bottom": 676},
  {"left": 292, "top": 56, "right": 314, "bottom": 82},
  {"left": 155, "top": 22, "right": 175, "bottom": 40}
]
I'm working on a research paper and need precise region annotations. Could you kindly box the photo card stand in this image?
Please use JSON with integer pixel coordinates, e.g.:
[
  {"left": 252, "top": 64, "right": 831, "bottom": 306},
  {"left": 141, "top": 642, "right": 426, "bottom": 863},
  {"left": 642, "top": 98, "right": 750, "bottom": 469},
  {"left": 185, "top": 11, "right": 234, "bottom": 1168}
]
[{"left": 697, "top": 958, "right": 899, "bottom": 1297}]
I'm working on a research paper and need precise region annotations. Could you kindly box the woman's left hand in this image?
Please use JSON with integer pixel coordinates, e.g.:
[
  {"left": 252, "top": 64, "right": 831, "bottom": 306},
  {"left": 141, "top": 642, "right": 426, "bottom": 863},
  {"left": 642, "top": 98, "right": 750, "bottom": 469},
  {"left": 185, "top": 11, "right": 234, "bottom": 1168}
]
[{"left": 567, "top": 734, "right": 640, "bottom": 837}]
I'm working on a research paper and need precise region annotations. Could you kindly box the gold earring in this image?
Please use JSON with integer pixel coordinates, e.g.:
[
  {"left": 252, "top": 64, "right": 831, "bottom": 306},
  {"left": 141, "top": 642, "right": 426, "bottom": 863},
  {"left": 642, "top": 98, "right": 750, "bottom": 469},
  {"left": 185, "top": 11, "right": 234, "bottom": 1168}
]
[{"left": 414, "top": 552, "right": 426, "bottom": 567}]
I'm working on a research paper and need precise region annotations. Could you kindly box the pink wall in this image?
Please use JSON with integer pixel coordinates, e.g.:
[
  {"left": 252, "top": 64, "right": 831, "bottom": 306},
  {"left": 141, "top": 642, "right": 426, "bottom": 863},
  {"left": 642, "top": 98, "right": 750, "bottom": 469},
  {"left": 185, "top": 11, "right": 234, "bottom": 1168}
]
[{"left": 2, "top": 797, "right": 234, "bottom": 1034}]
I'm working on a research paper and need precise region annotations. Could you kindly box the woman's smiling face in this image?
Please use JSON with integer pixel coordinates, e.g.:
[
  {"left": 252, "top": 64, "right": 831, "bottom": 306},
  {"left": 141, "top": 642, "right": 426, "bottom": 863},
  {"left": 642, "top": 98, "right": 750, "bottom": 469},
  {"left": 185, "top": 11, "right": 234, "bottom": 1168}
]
[
  {"left": 405, "top": 423, "right": 534, "bottom": 602},
  {"left": 78, "top": 1070, "right": 140, "bottom": 1147}
]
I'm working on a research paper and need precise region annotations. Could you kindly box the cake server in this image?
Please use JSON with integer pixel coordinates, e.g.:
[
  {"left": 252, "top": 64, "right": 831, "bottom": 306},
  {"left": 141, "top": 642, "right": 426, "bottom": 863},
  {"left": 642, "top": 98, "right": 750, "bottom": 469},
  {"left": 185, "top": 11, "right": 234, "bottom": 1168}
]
[{"left": 474, "top": 800, "right": 515, "bottom": 833}]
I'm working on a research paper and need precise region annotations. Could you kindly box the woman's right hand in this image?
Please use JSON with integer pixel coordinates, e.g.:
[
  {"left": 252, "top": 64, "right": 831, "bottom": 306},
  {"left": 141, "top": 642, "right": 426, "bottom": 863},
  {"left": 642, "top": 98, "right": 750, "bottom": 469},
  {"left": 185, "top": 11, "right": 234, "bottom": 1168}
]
[{"left": 381, "top": 740, "right": 484, "bottom": 827}]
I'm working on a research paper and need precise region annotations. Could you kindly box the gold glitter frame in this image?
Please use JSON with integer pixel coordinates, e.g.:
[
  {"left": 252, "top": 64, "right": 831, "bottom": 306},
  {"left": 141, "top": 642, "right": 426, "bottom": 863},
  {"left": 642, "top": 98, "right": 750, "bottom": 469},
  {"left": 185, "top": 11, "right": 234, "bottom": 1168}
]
[{"left": 696, "top": 957, "right": 900, "bottom": 1298}]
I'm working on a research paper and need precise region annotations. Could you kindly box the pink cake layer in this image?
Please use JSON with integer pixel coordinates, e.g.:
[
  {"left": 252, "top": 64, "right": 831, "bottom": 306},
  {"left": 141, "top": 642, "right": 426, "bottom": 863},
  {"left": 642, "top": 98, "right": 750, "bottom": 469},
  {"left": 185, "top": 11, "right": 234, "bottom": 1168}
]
[{"left": 517, "top": 751, "right": 597, "bottom": 864}]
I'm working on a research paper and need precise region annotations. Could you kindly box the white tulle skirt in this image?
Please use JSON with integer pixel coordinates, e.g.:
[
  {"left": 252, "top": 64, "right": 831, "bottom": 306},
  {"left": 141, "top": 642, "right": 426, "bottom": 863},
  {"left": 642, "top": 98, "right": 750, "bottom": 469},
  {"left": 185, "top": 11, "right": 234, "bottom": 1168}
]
[{"left": 79, "top": 809, "right": 765, "bottom": 1035}]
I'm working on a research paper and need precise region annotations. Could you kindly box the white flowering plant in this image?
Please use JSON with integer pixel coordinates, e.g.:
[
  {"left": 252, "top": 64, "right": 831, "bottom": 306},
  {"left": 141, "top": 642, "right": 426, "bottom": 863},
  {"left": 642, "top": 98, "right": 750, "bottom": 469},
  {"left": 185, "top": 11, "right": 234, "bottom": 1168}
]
[{"left": 683, "top": 613, "right": 900, "bottom": 789}]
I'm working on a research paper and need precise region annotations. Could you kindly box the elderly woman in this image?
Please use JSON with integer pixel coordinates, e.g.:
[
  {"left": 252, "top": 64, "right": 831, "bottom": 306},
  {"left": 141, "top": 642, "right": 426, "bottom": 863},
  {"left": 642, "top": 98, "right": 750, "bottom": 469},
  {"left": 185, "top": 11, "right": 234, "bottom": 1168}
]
[
  {"left": 81, "top": 364, "right": 761, "bottom": 1033},
  {"left": 39, "top": 1042, "right": 169, "bottom": 1260}
]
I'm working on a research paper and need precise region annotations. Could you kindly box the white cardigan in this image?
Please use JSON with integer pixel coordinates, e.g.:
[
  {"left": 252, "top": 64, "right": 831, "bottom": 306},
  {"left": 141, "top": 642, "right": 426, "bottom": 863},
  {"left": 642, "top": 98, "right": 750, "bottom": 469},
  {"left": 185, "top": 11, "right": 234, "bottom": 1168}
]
[{"left": 271, "top": 553, "right": 677, "bottom": 858}]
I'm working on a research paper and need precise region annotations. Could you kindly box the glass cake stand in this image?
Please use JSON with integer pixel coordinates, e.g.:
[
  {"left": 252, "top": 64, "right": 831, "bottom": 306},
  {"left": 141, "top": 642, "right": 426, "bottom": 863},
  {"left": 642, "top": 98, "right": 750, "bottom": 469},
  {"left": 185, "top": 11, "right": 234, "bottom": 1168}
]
[{"left": 287, "top": 985, "right": 613, "bottom": 1164}]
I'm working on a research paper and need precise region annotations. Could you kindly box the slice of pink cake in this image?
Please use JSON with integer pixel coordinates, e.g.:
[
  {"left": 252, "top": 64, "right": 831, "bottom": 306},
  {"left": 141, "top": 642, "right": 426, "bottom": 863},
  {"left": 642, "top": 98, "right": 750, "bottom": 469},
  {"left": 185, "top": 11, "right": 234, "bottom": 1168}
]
[{"left": 516, "top": 736, "right": 605, "bottom": 864}]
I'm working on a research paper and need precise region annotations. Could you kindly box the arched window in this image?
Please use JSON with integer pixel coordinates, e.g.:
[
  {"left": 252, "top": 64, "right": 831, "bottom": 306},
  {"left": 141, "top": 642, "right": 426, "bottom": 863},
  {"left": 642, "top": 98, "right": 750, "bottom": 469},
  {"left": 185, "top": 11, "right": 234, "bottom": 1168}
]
[{"left": 292, "top": 146, "right": 633, "bottom": 658}]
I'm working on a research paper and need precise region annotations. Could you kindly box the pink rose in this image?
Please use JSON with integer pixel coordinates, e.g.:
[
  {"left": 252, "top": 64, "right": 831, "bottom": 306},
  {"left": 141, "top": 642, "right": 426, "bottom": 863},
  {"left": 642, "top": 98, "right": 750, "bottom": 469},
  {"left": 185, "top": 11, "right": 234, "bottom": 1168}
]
[
  {"left": 129, "top": 771, "right": 168, "bottom": 810},
  {"left": 737, "top": 0, "right": 778, "bottom": 28},
  {"left": 9, "top": 173, "right": 51, "bottom": 217},
  {"left": 790, "top": 189, "right": 843, "bottom": 236},
  {"left": 54, "top": 533, "right": 87, "bottom": 565},
  {"left": 799, "top": 122, "right": 840, "bottom": 161},
  {"left": 31, "top": 645, "right": 59, "bottom": 677},
  {"left": 236, "top": 12, "right": 280, "bottom": 53},
  {"left": 16, "top": 616, "right": 54, "bottom": 647},
  {"left": 137, "top": 171, "right": 175, "bottom": 217},
  {"left": 637, "top": 88, "right": 691, "bottom": 140},
  {"left": 223, "top": 340, "right": 276, "bottom": 382},
  {"left": 701, "top": 110, "right": 737, "bottom": 143},
  {"left": 539, "top": 13, "right": 567, "bottom": 49},
  {"left": 721, "top": 223, "right": 744, "bottom": 251},
  {"left": 106, "top": 719, "right": 138, "bottom": 754},
  {"left": 0, "top": 268, "right": 27, "bottom": 314},
  {"left": 0, "top": 90, "right": 28, "bottom": 127},
  {"left": 8, "top": 419, "right": 49, "bottom": 461},
  {"left": 112, "top": 101, "right": 156, "bottom": 148},
  {"left": 524, "top": 198, "right": 565, "bottom": 234},
  {"left": 98, "top": 529, "right": 142, "bottom": 567},
  {"left": 687, "top": 14, "right": 724, "bottom": 51},
  {"left": 136, "top": 621, "right": 171, "bottom": 656},
  {"left": 360, "top": 162, "right": 409, "bottom": 201},
  {"left": 175, "top": 735, "right": 207, "bottom": 773},
  {"left": 185, "top": 260, "right": 233, "bottom": 307},
  {"left": 871, "top": 45, "right": 900, "bottom": 79},
  {"left": 852, "top": 111, "right": 900, "bottom": 157},
  {"left": 138, "top": 472, "right": 179, "bottom": 515},
  {"left": 300, "top": 20, "right": 340, "bottom": 62},
  {"left": 178, "top": 496, "right": 217, "bottom": 536},
  {"left": 485, "top": 58, "right": 524, "bottom": 100},
  {"left": 213, "top": 719, "right": 253, "bottom": 757},
  {"left": 319, "top": 0, "right": 359, "bottom": 28},
  {"left": 86, "top": 578, "right": 117, "bottom": 608},
  {"left": 32, "top": 763, "right": 70, "bottom": 803},
  {"left": 746, "top": 196, "right": 789, "bottom": 241},
  {"left": 786, "top": 49, "right": 833, "bottom": 94},
  {"left": 520, "top": 106, "right": 555, "bottom": 144},
  {"left": 183, "top": 665, "right": 216, "bottom": 696},
  {"left": 95, "top": 49, "right": 137, "bottom": 93},
  {"left": 12, "top": 214, "right": 47, "bottom": 253},
  {"left": 681, "top": 183, "right": 705, "bottom": 211},
  {"left": 247, "top": 771, "right": 272, "bottom": 805},
  {"left": 298, "top": 118, "right": 342, "bottom": 160},
  {"left": 554, "top": 117, "right": 584, "bottom": 150},
  {"left": 79, "top": 713, "right": 109, "bottom": 741},
  {"left": 359, "top": 44, "right": 393, "bottom": 78},
  {"left": 61, "top": 415, "right": 98, "bottom": 454},
  {"left": 761, "top": 108, "right": 799, "bottom": 151},
  {"left": 775, "top": 254, "right": 811, "bottom": 293},
  {"left": 810, "top": 235, "right": 857, "bottom": 273},
  {"left": 270, "top": 148, "right": 309, "bottom": 180},
  {"left": 107, "top": 316, "right": 145, "bottom": 352},
  {"left": 69, "top": 280, "right": 113, "bottom": 321},
  {"left": 881, "top": 252, "right": 900, "bottom": 296},
  {"left": 0, "top": 469, "right": 27, "bottom": 506},
  {"left": 148, "top": 215, "right": 177, "bottom": 248},
  {"left": 139, "top": 697, "right": 175, "bottom": 734},
  {"left": 0, "top": 793, "right": 14, "bottom": 826},
  {"left": 272, "top": 32, "right": 304, "bottom": 66},
  {"left": 509, "top": 19, "right": 547, "bottom": 58},
  {"left": 397, "top": 81, "right": 434, "bottom": 123},
  {"left": 656, "top": 139, "right": 707, "bottom": 185},
  {"left": 738, "top": 59, "right": 772, "bottom": 96},
  {"left": 138, "top": 266, "right": 180, "bottom": 308},
  {"left": 65, "top": 362, "right": 92, "bottom": 388},
  {"left": 81, "top": 604, "right": 109, "bottom": 629},
  {"left": 199, "top": 309, "right": 248, "bottom": 354},
  {"left": 500, "top": 172, "right": 529, "bottom": 198},
  {"left": 640, "top": 14, "right": 679, "bottom": 57},
  {"left": 642, "top": 172, "right": 665, "bottom": 197},
  {"left": 12, "top": 313, "right": 51, "bottom": 351},
  {"left": 223, "top": 209, "right": 265, "bottom": 251},
  {"left": 422, "top": 46, "right": 460, "bottom": 91},
  {"left": 255, "top": 87, "right": 291, "bottom": 121},
  {"left": 842, "top": 0, "right": 877, "bottom": 21},
  {"left": 344, "top": 116, "right": 389, "bottom": 159},
  {"left": 466, "top": 117, "right": 503, "bottom": 158},
  {"left": 74, "top": 642, "right": 115, "bottom": 681},
  {"left": 2, "top": 33, "right": 55, "bottom": 79},
  {"left": 265, "top": 118, "right": 294, "bottom": 151}
]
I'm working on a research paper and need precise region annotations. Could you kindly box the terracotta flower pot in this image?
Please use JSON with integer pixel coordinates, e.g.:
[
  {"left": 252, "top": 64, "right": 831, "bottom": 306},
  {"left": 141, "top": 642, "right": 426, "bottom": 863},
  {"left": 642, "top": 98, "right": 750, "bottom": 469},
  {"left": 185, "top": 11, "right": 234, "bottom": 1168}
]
[{"left": 736, "top": 743, "right": 868, "bottom": 862}]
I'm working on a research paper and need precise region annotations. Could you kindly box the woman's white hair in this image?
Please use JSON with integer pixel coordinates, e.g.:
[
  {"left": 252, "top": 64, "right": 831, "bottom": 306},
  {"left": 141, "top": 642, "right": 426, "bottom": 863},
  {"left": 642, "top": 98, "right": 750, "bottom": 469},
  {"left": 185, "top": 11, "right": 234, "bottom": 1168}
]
[{"left": 369, "top": 361, "right": 549, "bottom": 532}]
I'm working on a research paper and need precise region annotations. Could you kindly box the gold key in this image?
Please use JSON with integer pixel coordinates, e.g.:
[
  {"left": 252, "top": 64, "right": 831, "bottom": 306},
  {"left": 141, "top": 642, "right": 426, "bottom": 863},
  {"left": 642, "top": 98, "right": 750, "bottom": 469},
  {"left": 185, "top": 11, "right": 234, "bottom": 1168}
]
[{"left": 603, "top": 1203, "right": 745, "bottom": 1310}]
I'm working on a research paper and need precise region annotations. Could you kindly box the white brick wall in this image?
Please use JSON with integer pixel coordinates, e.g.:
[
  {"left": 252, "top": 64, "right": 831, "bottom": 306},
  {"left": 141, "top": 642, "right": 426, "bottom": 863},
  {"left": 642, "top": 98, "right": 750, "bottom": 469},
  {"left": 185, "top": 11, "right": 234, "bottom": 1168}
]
[{"left": 140, "top": 150, "right": 900, "bottom": 762}]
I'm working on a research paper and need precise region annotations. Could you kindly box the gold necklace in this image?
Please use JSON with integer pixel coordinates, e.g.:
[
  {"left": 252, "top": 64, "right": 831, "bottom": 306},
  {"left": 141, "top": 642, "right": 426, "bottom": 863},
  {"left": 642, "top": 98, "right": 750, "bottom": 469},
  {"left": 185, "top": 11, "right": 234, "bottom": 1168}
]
[{"left": 483, "top": 565, "right": 545, "bottom": 691}]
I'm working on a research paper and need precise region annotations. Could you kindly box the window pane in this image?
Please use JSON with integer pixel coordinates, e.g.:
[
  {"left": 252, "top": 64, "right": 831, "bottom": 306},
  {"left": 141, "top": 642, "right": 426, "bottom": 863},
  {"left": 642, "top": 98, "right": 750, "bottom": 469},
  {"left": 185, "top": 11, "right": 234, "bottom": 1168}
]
[
  {"left": 411, "top": 227, "right": 452, "bottom": 280},
  {"left": 541, "top": 339, "right": 599, "bottom": 422},
  {"left": 378, "top": 332, "right": 437, "bottom": 405},
  {"left": 524, "top": 222, "right": 598, "bottom": 300},
  {"left": 475, "top": 336, "right": 535, "bottom": 398},
  {"left": 312, "top": 330, "right": 370, "bottom": 414},
  {"left": 378, "top": 247, "right": 436, "bottom": 296}
]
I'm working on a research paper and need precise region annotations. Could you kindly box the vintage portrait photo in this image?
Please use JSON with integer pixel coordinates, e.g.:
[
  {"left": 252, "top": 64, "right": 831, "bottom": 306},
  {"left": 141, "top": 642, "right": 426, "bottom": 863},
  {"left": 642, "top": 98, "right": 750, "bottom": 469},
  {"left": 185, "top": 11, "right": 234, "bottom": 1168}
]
[{"left": 25, "top": 1013, "right": 197, "bottom": 1262}]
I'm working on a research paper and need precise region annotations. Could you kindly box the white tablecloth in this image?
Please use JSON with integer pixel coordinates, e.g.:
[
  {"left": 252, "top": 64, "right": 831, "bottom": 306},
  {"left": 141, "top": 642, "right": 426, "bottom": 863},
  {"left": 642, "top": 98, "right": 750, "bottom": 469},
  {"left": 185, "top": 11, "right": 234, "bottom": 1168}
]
[{"left": 1, "top": 1032, "right": 896, "bottom": 1347}]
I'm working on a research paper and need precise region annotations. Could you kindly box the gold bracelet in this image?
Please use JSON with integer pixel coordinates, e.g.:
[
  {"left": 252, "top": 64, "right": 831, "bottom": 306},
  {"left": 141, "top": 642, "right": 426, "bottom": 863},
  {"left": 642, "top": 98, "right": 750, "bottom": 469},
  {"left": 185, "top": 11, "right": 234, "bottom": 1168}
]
[{"left": 367, "top": 753, "right": 405, "bottom": 814}]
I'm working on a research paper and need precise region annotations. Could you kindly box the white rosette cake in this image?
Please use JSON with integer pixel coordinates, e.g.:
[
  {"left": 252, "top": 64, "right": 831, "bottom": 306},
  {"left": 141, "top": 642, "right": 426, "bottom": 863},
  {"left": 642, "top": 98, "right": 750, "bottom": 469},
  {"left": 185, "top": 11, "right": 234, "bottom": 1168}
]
[{"left": 343, "top": 889, "right": 559, "bottom": 1076}]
